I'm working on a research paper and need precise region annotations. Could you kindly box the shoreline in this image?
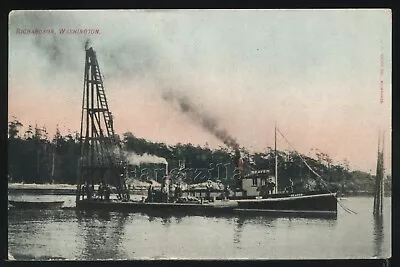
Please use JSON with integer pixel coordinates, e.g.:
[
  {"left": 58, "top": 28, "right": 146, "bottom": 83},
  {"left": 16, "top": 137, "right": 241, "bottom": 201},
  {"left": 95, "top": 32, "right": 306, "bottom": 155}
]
[{"left": 8, "top": 183, "right": 391, "bottom": 197}]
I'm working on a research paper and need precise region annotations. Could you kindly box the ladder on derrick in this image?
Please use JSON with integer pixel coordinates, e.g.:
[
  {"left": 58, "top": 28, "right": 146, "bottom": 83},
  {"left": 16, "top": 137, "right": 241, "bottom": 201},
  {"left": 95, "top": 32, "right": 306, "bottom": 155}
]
[{"left": 91, "top": 53, "right": 114, "bottom": 138}]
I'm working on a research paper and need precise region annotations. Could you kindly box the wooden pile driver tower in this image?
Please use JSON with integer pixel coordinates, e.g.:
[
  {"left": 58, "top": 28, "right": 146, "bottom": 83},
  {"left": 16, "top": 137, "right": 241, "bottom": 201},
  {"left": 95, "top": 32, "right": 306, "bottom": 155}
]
[{"left": 76, "top": 46, "right": 129, "bottom": 203}]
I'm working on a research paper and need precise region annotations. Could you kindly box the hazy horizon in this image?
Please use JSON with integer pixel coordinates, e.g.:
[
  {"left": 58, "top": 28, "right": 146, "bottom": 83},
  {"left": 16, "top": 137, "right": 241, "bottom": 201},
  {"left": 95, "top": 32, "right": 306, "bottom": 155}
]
[{"left": 8, "top": 9, "right": 392, "bottom": 174}]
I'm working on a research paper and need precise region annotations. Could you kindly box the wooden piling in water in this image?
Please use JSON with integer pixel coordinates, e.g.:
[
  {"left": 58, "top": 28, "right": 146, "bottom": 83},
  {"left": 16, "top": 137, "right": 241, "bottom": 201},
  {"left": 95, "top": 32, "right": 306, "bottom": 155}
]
[{"left": 373, "top": 133, "right": 384, "bottom": 216}]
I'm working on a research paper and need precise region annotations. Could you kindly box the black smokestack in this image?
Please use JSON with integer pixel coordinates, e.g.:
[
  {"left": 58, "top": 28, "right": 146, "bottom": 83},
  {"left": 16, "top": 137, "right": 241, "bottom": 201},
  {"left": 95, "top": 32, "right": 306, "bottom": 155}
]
[
  {"left": 233, "top": 149, "right": 241, "bottom": 166},
  {"left": 162, "top": 90, "right": 240, "bottom": 151}
]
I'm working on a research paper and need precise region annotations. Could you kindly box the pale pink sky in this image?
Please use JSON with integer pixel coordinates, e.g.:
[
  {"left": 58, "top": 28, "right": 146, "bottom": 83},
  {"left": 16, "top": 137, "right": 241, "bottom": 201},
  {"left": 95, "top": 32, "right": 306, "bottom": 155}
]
[{"left": 8, "top": 10, "right": 392, "bottom": 174}]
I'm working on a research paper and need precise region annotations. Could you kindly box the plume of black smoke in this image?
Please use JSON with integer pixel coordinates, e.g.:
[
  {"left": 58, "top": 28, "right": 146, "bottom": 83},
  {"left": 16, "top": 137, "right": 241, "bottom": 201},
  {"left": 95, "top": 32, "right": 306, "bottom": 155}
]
[
  {"left": 9, "top": 11, "right": 159, "bottom": 79},
  {"left": 84, "top": 39, "right": 91, "bottom": 50},
  {"left": 9, "top": 11, "right": 84, "bottom": 71},
  {"left": 162, "top": 90, "right": 240, "bottom": 151}
]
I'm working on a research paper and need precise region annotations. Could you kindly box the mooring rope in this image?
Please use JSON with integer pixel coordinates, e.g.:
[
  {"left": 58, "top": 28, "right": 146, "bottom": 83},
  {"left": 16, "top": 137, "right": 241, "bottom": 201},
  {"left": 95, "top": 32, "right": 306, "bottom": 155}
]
[{"left": 276, "top": 128, "right": 357, "bottom": 215}]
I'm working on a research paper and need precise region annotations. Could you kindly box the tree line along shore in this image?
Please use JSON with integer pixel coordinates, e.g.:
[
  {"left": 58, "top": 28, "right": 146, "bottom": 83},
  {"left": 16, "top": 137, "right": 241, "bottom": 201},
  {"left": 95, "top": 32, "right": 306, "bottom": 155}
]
[{"left": 8, "top": 118, "right": 392, "bottom": 196}]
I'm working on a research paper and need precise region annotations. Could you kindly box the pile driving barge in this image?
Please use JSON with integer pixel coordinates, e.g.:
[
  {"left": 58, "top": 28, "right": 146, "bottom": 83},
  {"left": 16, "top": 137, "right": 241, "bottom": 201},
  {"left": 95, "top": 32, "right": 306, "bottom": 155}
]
[{"left": 75, "top": 46, "right": 337, "bottom": 218}]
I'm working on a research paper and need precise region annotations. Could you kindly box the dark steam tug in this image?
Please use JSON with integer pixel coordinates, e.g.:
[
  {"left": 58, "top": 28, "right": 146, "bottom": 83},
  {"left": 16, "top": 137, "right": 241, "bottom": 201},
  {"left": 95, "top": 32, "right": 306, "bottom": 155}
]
[
  {"left": 230, "top": 149, "right": 337, "bottom": 216},
  {"left": 75, "top": 46, "right": 337, "bottom": 218},
  {"left": 226, "top": 129, "right": 337, "bottom": 216}
]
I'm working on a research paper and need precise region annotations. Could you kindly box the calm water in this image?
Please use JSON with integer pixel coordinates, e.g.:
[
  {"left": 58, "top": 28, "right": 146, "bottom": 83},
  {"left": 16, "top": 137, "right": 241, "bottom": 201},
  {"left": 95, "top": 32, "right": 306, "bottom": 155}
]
[{"left": 8, "top": 194, "right": 391, "bottom": 260}]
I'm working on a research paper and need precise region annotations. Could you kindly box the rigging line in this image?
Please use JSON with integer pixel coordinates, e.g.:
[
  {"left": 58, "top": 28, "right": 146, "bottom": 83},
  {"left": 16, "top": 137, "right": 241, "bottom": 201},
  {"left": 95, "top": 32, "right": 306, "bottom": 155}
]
[
  {"left": 276, "top": 127, "right": 357, "bottom": 215},
  {"left": 277, "top": 128, "right": 357, "bottom": 214},
  {"left": 276, "top": 128, "right": 356, "bottom": 214}
]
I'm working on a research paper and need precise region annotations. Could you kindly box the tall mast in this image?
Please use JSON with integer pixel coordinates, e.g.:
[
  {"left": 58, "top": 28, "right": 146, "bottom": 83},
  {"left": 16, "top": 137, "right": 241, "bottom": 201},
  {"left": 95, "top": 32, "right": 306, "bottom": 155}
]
[{"left": 275, "top": 121, "right": 278, "bottom": 193}]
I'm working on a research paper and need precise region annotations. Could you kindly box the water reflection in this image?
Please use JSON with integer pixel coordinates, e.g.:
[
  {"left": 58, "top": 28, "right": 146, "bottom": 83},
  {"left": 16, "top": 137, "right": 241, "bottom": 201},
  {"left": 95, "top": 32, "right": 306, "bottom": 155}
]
[
  {"left": 8, "top": 209, "right": 78, "bottom": 260},
  {"left": 76, "top": 210, "right": 129, "bottom": 260},
  {"left": 7, "top": 196, "right": 391, "bottom": 260},
  {"left": 142, "top": 212, "right": 181, "bottom": 225},
  {"left": 233, "top": 216, "right": 245, "bottom": 245},
  {"left": 373, "top": 214, "right": 384, "bottom": 257},
  {"left": 8, "top": 210, "right": 49, "bottom": 258}
]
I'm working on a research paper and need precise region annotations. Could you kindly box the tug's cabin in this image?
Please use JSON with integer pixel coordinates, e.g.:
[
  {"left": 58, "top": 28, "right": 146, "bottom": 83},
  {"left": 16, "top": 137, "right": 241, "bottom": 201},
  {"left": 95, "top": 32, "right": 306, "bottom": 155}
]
[{"left": 241, "top": 169, "right": 275, "bottom": 197}]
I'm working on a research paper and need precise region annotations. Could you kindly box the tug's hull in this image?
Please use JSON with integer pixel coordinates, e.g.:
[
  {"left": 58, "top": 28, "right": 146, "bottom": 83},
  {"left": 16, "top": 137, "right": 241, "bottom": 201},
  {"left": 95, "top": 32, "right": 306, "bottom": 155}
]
[{"left": 235, "top": 193, "right": 337, "bottom": 216}]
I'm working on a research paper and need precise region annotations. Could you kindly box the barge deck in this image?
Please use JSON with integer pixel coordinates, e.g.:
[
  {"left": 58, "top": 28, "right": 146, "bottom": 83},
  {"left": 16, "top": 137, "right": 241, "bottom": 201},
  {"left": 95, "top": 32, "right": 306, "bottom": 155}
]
[{"left": 76, "top": 192, "right": 337, "bottom": 218}]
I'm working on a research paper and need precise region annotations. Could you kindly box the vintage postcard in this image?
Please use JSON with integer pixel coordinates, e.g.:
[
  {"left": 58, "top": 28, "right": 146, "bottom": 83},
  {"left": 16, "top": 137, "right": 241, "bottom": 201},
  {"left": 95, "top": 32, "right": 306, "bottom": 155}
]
[{"left": 8, "top": 9, "right": 391, "bottom": 260}]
